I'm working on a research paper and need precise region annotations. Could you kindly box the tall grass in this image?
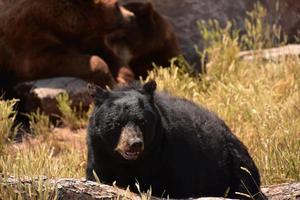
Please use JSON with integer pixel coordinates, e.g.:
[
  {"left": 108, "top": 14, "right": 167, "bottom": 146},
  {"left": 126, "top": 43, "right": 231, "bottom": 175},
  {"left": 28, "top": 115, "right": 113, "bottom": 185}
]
[
  {"left": 1, "top": 141, "right": 85, "bottom": 179},
  {"left": 0, "top": 129, "right": 86, "bottom": 199},
  {"left": 56, "top": 93, "right": 88, "bottom": 130},
  {"left": 28, "top": 108, "right": 53, "bottom": 137},
  {"left": 147, "top": 55, "right": 300, "bottom": 185},
  {"left": 0, "top": 98, "right": 19, "bottom": 155}
]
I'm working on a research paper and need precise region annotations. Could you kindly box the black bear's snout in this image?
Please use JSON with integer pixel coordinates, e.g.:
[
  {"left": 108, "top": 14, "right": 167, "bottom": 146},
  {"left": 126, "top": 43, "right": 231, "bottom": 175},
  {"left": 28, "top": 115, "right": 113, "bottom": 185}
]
[
  {"left": 114, "top": 122, "right": 145, "bottom": 160},
  {"left": 128, "top": 138, "right": 143, "bottom": 151}
]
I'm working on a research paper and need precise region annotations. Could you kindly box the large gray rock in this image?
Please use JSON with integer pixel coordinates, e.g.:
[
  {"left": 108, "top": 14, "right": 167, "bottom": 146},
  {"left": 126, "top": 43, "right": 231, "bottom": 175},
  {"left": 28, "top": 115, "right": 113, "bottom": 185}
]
[
  {"left": 14, "top": 77, "right": 92, "bottom": 116},
  {"left": 119, "top": 0, "right": 300, "bottom": 69}
]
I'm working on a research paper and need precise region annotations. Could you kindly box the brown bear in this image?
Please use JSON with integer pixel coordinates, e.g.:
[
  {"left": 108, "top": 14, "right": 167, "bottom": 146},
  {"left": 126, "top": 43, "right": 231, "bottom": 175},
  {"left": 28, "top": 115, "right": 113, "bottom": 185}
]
[
  {"left": 0, "top": 0, "right": 135, "bottom": 93},
  {"left": 106, "top": 2, "right": 181, "bottom": 79}
]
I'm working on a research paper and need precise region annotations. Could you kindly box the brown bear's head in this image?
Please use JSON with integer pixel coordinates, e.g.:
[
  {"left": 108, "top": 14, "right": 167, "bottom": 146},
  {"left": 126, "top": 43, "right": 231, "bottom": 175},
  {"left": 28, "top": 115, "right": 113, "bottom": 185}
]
[{"left": 105, "top": 2, "right": 177, "bottom": 63}]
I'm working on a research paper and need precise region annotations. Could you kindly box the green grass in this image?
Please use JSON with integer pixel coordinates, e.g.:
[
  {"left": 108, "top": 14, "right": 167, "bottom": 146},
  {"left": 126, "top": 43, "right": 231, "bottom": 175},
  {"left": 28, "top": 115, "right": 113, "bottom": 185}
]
[
  {"left": 56, "top": 92, "right": 89, "bottom": 130},
  {"left": 0, "top": 2, "right": 300, "bottom": 199},
  {"left": 0, "top": 98, "right": 19, "bottom": 155},
  {"left": 27, "top": 108, "right": 53, "bottom": 137}
]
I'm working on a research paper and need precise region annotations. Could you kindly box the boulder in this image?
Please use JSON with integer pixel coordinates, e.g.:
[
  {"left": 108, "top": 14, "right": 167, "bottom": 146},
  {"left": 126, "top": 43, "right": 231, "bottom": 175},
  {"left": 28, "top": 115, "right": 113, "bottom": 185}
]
[{"left": 14, "top": 77, "right": 92, "bottom": 116}]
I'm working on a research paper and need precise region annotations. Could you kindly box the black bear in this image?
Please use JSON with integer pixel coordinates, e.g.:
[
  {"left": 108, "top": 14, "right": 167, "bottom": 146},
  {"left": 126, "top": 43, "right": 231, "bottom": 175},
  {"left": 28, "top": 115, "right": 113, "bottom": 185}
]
[
  {"left": 86, "top": 81, "right": 267, "bottom": 200},
  {"left": 106, "top": 2, "right": 181, "bottom": 79}
]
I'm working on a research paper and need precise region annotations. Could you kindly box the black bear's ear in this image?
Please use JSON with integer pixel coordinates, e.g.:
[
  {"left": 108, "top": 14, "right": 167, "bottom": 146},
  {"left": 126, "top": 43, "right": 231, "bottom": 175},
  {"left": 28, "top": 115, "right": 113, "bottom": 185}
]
[
  {"left": 142, "top": 80, "right": 157, "bottom": 95},
  {"left": 87, "top": 83, "right": 109, "bottom": 106}
]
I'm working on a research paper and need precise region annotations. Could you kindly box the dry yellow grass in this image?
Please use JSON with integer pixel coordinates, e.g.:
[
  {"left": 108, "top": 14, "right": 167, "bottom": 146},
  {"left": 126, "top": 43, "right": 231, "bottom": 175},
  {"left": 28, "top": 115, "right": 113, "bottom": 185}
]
[
  {"left": 147, "top": 55, "right": 300, "bottom": 185},
  {"left": 1, "top": 128, "right": 86, "bottom": 179}
]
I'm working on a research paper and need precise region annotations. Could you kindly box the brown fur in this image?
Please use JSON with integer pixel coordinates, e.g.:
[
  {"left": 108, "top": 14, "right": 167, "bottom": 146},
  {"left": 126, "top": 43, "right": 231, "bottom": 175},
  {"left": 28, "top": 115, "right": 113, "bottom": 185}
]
[
  {"left": 0, "top": 0, "right": 135, "bottom": 90},
  {"left": 114, "top": 124, "right": 144, "bottom": 156},
  {"left": 106, "top": 2, "right": 180, "bottom": 79}
]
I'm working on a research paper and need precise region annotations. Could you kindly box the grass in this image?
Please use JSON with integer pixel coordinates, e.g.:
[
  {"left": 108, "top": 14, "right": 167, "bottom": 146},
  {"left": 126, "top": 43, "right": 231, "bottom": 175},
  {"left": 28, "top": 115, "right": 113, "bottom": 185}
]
[
  {"left": 0, "top": 128, "right": 86, "bottom": 199},
  {"left": 27, "top": 108, "right": 53, "bottom": 137},
  {"left": 0, "top": 98, "right": 19, "bottom": 155},
  {"left": 0, "top": 176, "right": 56, "bottom": 200},
  {"left": 0, "top": 2, "right": 299, "bottom": 199},
  {"left": 147, "top": 55, "right": 300, "bottom": 185},
  {"left": 1, "top": 129, "right": 86, "bottom": 179},
  {"left": 56, "top": 92, "right": 89, "bottom": 130}
]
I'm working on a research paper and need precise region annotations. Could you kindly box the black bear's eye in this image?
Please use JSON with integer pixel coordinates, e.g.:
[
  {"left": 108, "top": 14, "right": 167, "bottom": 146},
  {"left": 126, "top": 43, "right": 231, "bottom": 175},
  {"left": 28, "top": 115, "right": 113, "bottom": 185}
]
[
  {"left": 113, "top": 119, "right": 122, "bottom": 128},
  {"left": 137, "top": 118, "right": 146, "bottom": 125}
]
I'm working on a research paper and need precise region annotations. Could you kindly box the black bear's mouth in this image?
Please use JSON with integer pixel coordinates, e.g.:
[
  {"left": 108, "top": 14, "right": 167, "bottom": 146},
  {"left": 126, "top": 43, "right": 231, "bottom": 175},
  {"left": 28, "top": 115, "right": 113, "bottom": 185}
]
[{"left": 120, "top": 151, "right": 140, "bottom": 160}]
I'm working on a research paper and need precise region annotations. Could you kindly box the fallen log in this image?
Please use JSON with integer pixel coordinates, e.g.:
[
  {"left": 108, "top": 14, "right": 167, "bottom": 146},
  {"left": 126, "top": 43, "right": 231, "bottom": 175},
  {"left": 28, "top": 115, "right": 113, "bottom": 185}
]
[
  {"left": 239, "top": 44, "right": 300, "bottom": 61},
  {"left": 1, "top": 176, "right": 299, "bottom": 200},
  {"left": 261, "top": 182, "right": 300, "bottom": 200}
]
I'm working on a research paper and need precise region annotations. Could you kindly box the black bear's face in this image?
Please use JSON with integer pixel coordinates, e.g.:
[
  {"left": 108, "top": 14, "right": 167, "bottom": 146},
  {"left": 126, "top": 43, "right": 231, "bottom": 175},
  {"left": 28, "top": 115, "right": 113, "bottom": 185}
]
[{"left": 89, "top": 81, "right": 158, "bottom": 162}]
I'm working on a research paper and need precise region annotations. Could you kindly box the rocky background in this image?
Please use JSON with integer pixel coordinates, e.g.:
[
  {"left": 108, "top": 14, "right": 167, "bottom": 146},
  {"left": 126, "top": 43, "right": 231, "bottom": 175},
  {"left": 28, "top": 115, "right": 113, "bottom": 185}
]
[
  {"left": 120, "top": 0, "right": 300, "bottom": 69},
  {"left": 4, "top": 0, "right": 300, "bottom": 115}
]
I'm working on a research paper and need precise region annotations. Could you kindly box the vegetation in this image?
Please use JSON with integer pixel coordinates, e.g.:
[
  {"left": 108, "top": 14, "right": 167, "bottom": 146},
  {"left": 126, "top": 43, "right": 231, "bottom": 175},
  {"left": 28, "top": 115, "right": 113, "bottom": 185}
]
[
  {"left": 0, "top": 98, "right": 19, "bottom": 155},
  {"left": 56, "top": 92, "right": 89, "bottom": 130},
  {"left": 147, "top": 55, "right": 300, "bottom": 185},
  {"left": 0, "top": 2, "right": 299, "bottom": 199},
  {"left": 28, "top": 109, "right": 53, "bottom": 137}
]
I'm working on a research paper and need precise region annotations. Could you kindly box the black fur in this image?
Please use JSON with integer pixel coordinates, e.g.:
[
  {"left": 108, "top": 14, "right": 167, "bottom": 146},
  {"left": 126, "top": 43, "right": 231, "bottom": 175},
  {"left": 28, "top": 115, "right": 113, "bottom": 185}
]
[{"left": 86, "top": 81, "right": 267, "bottom": 199}]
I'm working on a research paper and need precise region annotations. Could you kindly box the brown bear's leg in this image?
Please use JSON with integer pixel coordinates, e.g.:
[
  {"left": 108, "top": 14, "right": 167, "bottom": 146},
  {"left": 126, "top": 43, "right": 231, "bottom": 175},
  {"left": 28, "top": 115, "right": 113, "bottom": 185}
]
[
  {"left": 15, "top": 49, "right": 116, "bottom": 88},
  {"left": 94, "top": 40, "right": 135, "bottom": 84},
  {"left": 116, "top": 66, "right": 135, "bottom": 85}
]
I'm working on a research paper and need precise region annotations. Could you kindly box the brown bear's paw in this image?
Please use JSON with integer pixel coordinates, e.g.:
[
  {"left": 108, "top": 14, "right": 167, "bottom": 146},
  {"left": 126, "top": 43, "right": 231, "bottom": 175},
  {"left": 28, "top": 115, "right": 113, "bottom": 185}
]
[
  {"left": 89, "top": 55, "right": 111, "bottom": 75},
  {"left": 116, "top": 66, "right": 135, "bottom": 85},
  {"left": 89, "top": 55, "right": 116, "bottom": 87}
]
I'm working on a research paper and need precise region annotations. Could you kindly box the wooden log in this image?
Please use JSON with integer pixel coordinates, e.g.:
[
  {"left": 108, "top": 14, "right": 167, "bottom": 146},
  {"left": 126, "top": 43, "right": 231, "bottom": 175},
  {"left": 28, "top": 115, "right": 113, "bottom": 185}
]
[
  {"left": 261, "top": 182, "right": 300, "bottom": 200},
  {"left": 239, "top": 44, "right": 300, "bottom": 61},
  {"left": 1, "top": 176, "right": 300, "bottom": 200},
  {"left": 56, "top": 179, "right": 140, "bottom": 200}
]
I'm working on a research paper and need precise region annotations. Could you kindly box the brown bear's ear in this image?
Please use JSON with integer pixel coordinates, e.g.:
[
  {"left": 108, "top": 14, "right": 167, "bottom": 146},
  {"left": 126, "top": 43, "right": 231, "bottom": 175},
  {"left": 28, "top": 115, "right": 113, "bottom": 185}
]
[
  {"left": 142, "top": 80, "right": 157, "bottom": 95},
  {"left": 139, "top": 2, "right": 154, "bottom": 17},
  {"left": 87, "top": 83, "right": 109, "bottom": 106}
]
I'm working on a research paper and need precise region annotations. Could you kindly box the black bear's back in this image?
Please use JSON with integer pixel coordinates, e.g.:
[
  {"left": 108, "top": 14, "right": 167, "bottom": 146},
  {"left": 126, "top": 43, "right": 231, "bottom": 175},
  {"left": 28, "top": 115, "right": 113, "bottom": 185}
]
[
  {"left": 153, "top": 92, "right": 231, "bottom": 196},
  {"left": 154, "top": 92, "right": 227, "bottom": 140},
  {"left": 153, "top": 92, "right": 263, "bottom": 199}
]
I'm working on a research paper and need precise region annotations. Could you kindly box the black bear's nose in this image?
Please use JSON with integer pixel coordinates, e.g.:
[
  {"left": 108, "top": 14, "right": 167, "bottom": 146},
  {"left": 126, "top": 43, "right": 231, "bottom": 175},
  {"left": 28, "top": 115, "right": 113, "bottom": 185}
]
[{"left": 129, "top": 139, "right": 143, "bottom": 151}]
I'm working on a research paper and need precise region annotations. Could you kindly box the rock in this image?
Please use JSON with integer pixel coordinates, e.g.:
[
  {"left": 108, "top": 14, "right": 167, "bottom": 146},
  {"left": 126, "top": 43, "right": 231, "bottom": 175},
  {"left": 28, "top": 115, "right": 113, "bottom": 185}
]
[
  {"left": 119, "top": 0, "right": 300, "bottom": 70},
  {"left": 14, "top": 77, "right": 92, "bottom": 116}
]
